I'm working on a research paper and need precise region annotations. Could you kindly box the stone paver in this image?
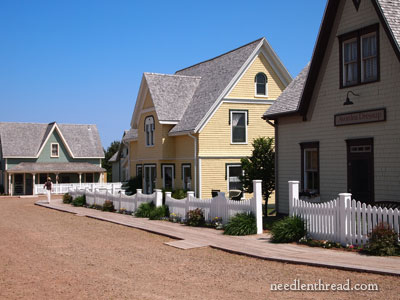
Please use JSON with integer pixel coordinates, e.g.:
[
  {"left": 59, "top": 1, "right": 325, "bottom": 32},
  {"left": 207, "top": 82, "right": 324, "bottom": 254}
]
[{"left": 36, "top": 199, "right": 400, "bottom": 276}]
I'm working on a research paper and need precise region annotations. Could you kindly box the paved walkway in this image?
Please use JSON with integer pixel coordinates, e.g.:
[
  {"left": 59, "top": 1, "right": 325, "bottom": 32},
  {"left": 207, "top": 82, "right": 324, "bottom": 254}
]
[{"left": 36, "top": 199, "right": 400, "bottom": 276}]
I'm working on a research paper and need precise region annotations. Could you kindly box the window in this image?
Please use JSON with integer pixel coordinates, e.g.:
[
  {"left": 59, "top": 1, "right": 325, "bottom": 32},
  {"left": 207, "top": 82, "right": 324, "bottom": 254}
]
[
  {"left": 51, "top": 143, "right": 59, "bottom": 157},
  {"left": 226, "top": 164, "right": 243, "bottom": 192},
  {"left": 162, "top": 164, "right": 174, "bottom": 190},
  {"left": 255, "top": 72, "right": 267, "bottom": 96},
  {"left": 339, "top": 24, "right": 379, "bottom": 88},
  {"left": 182, "top": 164, "right": 191, "bottom": 190},
  {"left": 301, "top": 142, "right": 319, "bottom": 195},
  {"left": 143, "top": 165, "right": 156, "bottom": 194},
  {"left": 144, "top": 116, "right": 155, "bottom": 146},
  {"left": 230, "top": 110, "right": 247, "bottom": 143},
  {"left": 136, "top": 165, "right": 143, "bottom": 178}
]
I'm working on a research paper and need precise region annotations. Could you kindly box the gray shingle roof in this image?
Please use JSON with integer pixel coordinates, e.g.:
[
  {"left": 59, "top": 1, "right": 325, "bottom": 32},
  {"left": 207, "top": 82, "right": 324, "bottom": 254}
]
[
  {"left": 144, "top": 73, "right": 201, "bottom": 122},
  {"left": 0, "top": 122, "right": 104, "bottom": 158},
  {"left": 7, "top": 162, "right": 105, "bottom": 173},
  {"left": 263, "top": 63, "right": 310, "bottom": 118},
  {"left": 108, "top": 152, "right": 119, "bottom": 162},
  {"left": 378, "top": 0, "right": 400, "bottom": 47},
  {"left": 122, "top": 128, "right": 138, "bottom": 141},
  {"left": 169, "top": 38, "right": 263, "bottom": 133}
]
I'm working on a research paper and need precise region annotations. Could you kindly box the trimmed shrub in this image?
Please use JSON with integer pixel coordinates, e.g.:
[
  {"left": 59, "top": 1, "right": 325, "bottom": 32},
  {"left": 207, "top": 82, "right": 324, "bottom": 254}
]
[
  {"left": 366, "top": 223, "right": 400, "bottom": 256},
  {"left": 270, "top": 216, "right": 306, "bottom": 243},
  {"left": 187, "top": 208, "right": 205, "bottom": 227},
  {"left": 149, "top": 205, "right": 170, "bottom": 220},
  {"left": 62, "top": 193, "right": 73, "bottom": 204},
  {"left": 102, "top": 200, "right": 115, "bottom": 212},
  {"left": 135, "top": 202, "right": 155, "bottom": 218},
  {"left": 223, "top": 212, "right": 257, "bottom": 236},
  {"left": 122, "top": 176, "right": 142, "bottom": 195},
  {"left": 72, "top": 195, "right": 86, "bottom": 207},
  {"left": 172, "top": 189, "right": 187, "bottom": 200}
]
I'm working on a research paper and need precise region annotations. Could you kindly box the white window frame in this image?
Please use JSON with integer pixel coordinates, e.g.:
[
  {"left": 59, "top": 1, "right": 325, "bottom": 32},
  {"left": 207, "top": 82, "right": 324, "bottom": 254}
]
[
  {"left": 361, "top": 32, "right": 378, "bottom": 83},
  {"left": 182, "top": 164, "right": 191, "bottom": 190},
  {"left": 230, "top": 110, "right": 248, "bottom": 144},
  {"left": 143, "top": 165, "right": 156, "bottom": 194},
  {"left": 162, "top": 164, "right": 174, "bottom": 190},
  {"left": 226, "top": 164, "right": 243, "bottom": 193},
  {"left": 342, "top": 37, "right": 358, "bottom": 87},
  {"left": 254, "top": 72, "right": 268, "bottom": 97},
  {"left": 50, "top": 143, "right": 59, "bottom": 158},
  {"left": 303, "top": 148, "right": 318, "bottom": 193},
  {"left": 136, "top": 165, "right": 143, "bottom": 178},
  {"left": 145, "top": 116, "right": 154, "bottom": 147}
]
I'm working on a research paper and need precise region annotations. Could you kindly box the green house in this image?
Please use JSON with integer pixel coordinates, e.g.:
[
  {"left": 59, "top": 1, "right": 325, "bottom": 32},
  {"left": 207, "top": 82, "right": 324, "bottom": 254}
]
[{"left": 0, "top": 122, "right": 105, "bottom": 196}]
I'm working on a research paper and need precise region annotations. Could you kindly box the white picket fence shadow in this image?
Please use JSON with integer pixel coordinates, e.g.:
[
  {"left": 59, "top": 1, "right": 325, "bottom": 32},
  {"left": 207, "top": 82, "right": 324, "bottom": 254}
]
[{"left": 289, "top": 181, "right": 400, "bottom": 245}]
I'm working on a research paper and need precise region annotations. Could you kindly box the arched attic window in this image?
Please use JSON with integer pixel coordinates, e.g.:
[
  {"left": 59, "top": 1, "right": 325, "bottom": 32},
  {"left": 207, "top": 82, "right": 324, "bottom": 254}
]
[
  {"left": 144, "top": 116, "right": 155, "bottom": 146},
  {"left": 255, "top": 72, "right": 267, "bottom": 96}
]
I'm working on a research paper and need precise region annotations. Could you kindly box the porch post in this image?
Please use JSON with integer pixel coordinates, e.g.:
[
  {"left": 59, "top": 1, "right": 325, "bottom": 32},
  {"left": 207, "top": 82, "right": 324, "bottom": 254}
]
[
  {"left": 32, "top": 174, "right": 36, "bottom": 195},
  {"left": 8, "top": 174, "right": 12, "bottom": 196},
  {"left": 23, "top": 173, "right": 26, "bottom": 195},
  {"left": 79, "top": 173, "right": 82, "bottom": 186},
  {"left": 55, "top": 173, "right": 59, "bottom": 184}
]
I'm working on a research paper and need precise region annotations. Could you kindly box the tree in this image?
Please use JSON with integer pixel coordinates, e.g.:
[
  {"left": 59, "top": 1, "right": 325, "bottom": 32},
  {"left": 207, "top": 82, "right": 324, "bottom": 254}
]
[
  {"left": 240, "top": 137, "right": 275, "bottom": 217},
  {"left": 102, "top": 140, "right": 121, "bottom": 182}
]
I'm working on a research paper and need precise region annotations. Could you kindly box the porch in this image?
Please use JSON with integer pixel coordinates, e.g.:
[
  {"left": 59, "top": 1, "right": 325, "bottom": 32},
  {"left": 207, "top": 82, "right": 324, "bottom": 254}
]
[{"left": 6, "top": 162, "right": 106, "bottom": 196}]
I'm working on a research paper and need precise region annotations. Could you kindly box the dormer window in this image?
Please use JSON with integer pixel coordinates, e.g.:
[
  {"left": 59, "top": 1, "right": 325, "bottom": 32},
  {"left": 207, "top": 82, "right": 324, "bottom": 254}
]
[
  {"left": 255, "top": 72, "right": 267, "bottom": 96},
  {"left": 51, "top": 143, "right": 59, "bottom": 157},
  {"left": 145, "top": 116, "right": 155, "bottom": 146}
]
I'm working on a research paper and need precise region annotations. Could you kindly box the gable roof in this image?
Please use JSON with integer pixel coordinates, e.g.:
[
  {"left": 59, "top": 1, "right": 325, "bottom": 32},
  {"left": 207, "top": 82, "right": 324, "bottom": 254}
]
[
  {"left": 170, "top": 38, "right": 264, "bottom": 134},
  {"left": 122, "top": 128, "right": 138, "bottom": 142},
  {"left": 131, "top": 38, "right": 292, "bottom": 134},
  {"left": 263, "top": 63, "right": 310, "bottom": 118},
  {"left": 144, "top": 73, "right": 201, "bottom": 122},
  {"left": 108, "top": 151, "right": 119, "bottom": 163},
  {"left": 0, "top": 122, "right": 104, "bottom": 158},
  {"left": 264, "top": 0, "right": 400, "bottom": 120}
]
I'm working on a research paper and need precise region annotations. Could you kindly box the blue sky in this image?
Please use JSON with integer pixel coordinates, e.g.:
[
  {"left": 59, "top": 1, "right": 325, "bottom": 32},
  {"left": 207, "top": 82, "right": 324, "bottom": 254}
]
[{"left": 0, "top": 0, "right": 327, "bottom": 149}]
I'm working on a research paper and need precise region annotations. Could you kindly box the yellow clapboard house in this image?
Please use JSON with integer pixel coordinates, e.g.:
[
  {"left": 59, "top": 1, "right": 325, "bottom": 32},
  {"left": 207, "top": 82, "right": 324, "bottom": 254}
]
[{"left": 125, "top": 38, "right": 292, "bottom": 199}]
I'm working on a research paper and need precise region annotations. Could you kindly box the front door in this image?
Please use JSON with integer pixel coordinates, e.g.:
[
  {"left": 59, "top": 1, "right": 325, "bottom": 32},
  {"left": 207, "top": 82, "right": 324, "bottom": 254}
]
[
  {"left": 25, "top": 174, "right": 33, "bottom": 195},
  {"left": 144, "top": 165, "right": 156, "bottom": 194},
  {"left": 14, "top": 174, "right": 24, "bottom": 195},
  {"left": 346, "top": 138, "right": 374, "bottom": 204}
]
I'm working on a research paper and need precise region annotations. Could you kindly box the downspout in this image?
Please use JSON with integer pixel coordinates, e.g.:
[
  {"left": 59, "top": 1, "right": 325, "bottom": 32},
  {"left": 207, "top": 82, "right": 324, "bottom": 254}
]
[{"left": 188, "top": 133, "right": 197, "bottom": 197}]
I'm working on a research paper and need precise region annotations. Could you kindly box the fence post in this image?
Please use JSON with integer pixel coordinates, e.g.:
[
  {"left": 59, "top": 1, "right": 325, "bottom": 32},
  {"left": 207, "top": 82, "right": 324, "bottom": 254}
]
[
  {"left": 288, "top": 181, "right": 300, "bottom": 217},
  {"left": 252, "top": 180, "right": 263, "bottom": 234},
  {"left": 165, "top": 191, "right": 172, "bottom": 200},
  {"left": 187, "top": 191, "right": 194, "bottom": 218},
  {"left": 111, "top": 183, "right": 115, "bottom": 195},
  {"left": 339, "top": 193, "right": 351, "bottom": 246},
  {"left": 154, "top": 189, "right": 163, "bottom": 207}
]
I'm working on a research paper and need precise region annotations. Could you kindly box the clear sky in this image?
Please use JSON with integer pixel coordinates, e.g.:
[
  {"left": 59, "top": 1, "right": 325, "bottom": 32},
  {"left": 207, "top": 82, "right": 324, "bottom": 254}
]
[{"left": 0, "top": 0, "right": 327, "bottom": 149}]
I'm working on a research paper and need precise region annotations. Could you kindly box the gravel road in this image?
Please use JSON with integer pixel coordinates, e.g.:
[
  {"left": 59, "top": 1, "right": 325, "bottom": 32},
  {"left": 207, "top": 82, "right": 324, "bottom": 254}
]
[{"left": 0, "top": 196, "right": 399, "bottom": 299}]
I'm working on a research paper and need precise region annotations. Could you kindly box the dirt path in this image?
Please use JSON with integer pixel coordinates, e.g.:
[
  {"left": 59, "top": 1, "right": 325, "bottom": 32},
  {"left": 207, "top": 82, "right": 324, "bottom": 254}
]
[{"left": 0, "top": 196, "right": 399, "bottom": 299}]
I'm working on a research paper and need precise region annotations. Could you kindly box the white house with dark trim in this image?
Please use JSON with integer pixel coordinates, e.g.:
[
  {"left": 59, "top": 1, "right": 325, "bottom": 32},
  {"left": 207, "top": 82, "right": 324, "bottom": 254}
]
[
  {"left": 263, "top": 0, "right": 400, "bottom": 214},
  {"left": 0, "top": 122, "right": 105, "bottom": 195}
]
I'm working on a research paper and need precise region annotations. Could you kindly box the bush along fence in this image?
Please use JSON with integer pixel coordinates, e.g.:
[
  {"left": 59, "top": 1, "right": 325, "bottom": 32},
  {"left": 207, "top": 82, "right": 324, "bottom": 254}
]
[
  {"left": 68, "top": 180, "right": 263, "bottom": 234},
  {"left": 288, "top": 181, "right": 400, "bottom": 246}
]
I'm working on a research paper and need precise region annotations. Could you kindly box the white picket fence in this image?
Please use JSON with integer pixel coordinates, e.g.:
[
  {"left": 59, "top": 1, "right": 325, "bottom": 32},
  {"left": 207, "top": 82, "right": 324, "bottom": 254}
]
[
  {"left": 68, "top": 180, "right": 264, "bottom": 234},
  {"left": 289, "top": 181, "right": 400, "bottom": 245},
  {"left": 166, "top": 180, "right": 263, "bottom": 234},
  {"left": 69, "top": 188, "right": 161, "bottom": 212},
  {"left": 36, "top": 182, "right": 123, "bottom": 195}
]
